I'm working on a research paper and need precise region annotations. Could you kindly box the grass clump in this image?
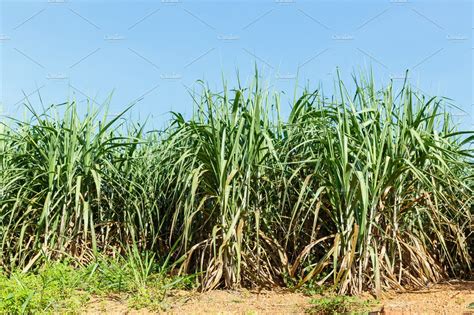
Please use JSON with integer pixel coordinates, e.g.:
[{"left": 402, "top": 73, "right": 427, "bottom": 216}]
[
  {"left": 307, "top": 295, "right": 378, "bottom": 314},
  {"left": 0, "top": 251, "right": 195, "bottom": 314},
  {"left": 0, "top": 263, "right": 89, "bottom": 314}
]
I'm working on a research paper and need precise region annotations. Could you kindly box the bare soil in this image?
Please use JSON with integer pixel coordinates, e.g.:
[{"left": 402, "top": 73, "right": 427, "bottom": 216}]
[
  {"left": 83, "top": 281, "right": 474, "bottom": 314},
  {"left": 379, "top": 280, "right": 474, "bottom": 315}
]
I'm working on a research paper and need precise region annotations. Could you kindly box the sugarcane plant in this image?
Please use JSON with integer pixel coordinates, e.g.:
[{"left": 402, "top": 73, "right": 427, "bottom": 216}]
[{"left": 0, "top": 71, "right": 472, "bottom": 295}]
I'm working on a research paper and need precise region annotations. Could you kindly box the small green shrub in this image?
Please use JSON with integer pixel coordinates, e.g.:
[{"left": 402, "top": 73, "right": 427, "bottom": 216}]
[{"left": 308, "top": 295, "right": 378, "bottom": 315}]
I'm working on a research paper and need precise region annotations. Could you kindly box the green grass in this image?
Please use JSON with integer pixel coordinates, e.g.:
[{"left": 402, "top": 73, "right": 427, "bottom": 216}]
[
  {"left": 308, "top": 295, "right": 379, "bottom": 315},
  {"left": 0, "top": 263, "right": 88, "bottom": 314},
  {"left": 0, "top": 251, "right": 195, "bottom": 314},
  {"left": 0, "top": 70, "right": 472, "bottom": 299}
]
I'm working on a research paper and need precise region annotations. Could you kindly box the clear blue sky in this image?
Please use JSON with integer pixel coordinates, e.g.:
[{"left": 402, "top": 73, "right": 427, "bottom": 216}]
[{"left": 1, "top": 0, "right": 472, "bottom": 130}]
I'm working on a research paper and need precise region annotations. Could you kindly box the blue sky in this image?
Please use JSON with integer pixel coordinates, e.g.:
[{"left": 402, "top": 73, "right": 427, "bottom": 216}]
[{"left": 1, "top": 0, "right": 473, "bottom": 129}]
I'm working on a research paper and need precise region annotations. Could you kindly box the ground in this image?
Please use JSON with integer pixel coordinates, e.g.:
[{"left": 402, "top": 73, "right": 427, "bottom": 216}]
[
  {"left": 83, "top": 281, "right": 474, "bottom": 314},
  {"left": 379, "top": 281, "right": 474, "bottom": 315}
]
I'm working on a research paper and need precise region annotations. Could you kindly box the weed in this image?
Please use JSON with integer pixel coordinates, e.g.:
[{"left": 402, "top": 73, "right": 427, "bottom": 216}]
[{"left": 308, "top": 295, "right": 378, "bottom": 314}]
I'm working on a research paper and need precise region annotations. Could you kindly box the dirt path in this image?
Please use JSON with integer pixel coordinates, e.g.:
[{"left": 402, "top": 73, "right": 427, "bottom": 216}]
[{"left": 83, "top": 281, "right": 474, "bottom": 314}]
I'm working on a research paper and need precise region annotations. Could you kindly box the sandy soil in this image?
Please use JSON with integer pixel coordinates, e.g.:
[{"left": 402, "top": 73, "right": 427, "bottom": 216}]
[
  {"left": 164, "top": 289, "right": 311, "bottom": 314},
  {"left": 83, "top": 281, "right": 474, "bottom": 314},
  {"left": 83, "top": 290, "right": 310, "bottom": 314},
  {"left": 379, "top": 280, "right": 474, "bottom": 315}
]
